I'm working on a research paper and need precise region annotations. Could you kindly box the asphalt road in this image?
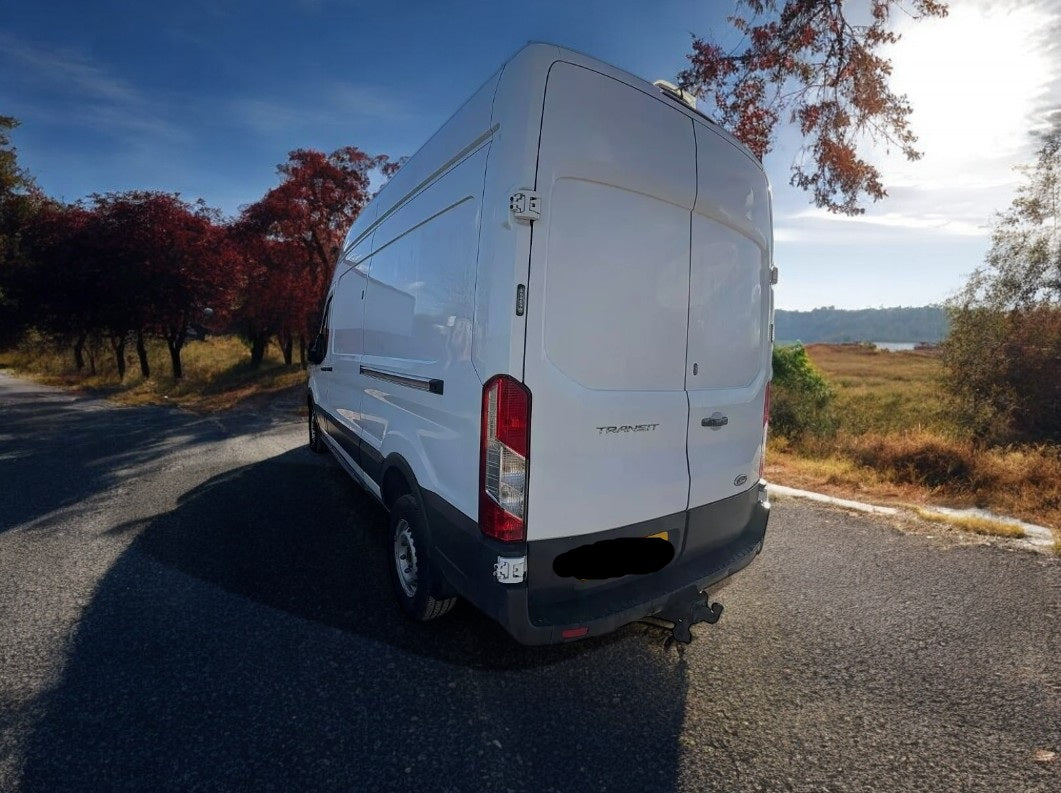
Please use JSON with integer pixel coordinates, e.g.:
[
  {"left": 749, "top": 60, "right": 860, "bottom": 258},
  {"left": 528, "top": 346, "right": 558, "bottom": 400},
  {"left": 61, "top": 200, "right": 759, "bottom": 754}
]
[{"left": 0, "top": 372, "right": 1058, "bottom": 792}]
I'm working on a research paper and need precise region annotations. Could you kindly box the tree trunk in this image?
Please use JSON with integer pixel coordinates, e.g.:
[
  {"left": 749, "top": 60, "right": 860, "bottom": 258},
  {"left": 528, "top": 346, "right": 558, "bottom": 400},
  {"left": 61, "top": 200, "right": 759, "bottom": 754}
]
[
  {"left": 110, "top": 335, "right": 127, "bottom": 381},
  {"left": 86, "top": 341, "right": 97, "bottom": 376},
  {"left": 298, "top": 334, "right": 307, "bottom": 370},
  {"left": 280, "top": 332, "right": 294, "bottom": 366},
  {"left": 249, "top": 333, "right": 268, "bottom": 369},
  {"left": 135, "top": 329, "right": 150, "bottom": 378},
  {"left": 167, "top": 339, "right": 183, "bottom": 379},
  {"left": 164, "top": 321, "right": 188, "bottom": 380},
  {"left": 73, "top": 333, "right": 87, "bottom": 372}
]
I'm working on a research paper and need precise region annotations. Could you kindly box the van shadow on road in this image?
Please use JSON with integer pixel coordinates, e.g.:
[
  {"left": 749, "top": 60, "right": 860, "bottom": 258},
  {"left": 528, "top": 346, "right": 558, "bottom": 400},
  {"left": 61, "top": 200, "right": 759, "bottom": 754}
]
[{"left": 19, "top": 447, "right": 690, "bottom": 792}]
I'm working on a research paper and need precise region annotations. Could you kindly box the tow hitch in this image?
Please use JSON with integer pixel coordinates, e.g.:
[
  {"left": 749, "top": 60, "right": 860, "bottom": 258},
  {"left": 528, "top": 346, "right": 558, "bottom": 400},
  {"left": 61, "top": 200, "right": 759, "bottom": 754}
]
[{"left": 641, "top": 589, "right": 724, "bottom": 648}]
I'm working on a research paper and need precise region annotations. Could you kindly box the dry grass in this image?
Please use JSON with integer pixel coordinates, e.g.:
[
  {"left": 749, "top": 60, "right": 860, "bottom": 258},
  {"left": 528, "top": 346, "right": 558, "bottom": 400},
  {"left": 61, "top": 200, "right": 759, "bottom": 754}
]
[
  {"left": 912, "top": 507, "right": 1026, "bottom": 539},
  {"left": 1, "top": 334, "right": 307, "bottom": 412},
  {"left": 769, "top": 344, "right": 1061, "bottom": 543},
  {"left": 803, "top": 343, "right": 954, "bottom": 435}
]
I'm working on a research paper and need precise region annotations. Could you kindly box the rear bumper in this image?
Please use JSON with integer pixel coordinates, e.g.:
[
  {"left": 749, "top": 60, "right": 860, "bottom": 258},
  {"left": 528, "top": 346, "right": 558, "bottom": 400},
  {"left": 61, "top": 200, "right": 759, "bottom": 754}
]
[{"left": 425, "top": 483, "right": 770, "bottom": 646}]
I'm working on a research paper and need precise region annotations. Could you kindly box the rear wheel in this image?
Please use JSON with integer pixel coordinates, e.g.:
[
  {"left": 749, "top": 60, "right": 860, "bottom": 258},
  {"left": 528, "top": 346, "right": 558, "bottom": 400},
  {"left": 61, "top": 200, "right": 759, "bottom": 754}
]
[
  {"left": 308, "top": 400, "right": 326, "bottom": 454},
  {"left": 388, "top": 494, "right": 457, "bottom": 621}
]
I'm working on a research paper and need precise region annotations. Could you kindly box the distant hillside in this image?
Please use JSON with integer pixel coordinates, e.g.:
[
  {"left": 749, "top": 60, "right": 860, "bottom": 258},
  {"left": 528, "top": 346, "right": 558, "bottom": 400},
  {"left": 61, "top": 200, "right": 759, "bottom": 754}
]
[{"left": 775, "top": 306, "right": 948, "bottom": 344}]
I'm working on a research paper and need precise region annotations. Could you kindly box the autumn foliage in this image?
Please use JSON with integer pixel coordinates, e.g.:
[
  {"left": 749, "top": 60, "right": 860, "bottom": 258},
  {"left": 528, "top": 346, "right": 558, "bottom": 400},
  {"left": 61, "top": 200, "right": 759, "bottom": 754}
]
[
  {"left": 1, "top": 139, "right": 391, "bottom": 379},
  {"left": 679, "top": 0, "right": 948, "bottom": 215},
  {"left": 235, "top": 147, "right": 384, "bottom": 368}
]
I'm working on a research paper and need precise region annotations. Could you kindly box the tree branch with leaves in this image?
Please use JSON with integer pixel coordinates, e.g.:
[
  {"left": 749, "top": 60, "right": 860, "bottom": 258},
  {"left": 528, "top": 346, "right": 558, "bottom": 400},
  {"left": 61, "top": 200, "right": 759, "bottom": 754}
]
[{"left": 679, "top": 0, "right": 948, "bottom": 214}]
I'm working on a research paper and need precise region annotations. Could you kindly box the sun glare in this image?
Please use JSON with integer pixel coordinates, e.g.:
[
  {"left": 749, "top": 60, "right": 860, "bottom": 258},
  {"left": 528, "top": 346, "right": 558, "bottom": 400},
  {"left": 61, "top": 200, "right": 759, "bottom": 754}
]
[{"left": 883, "top": 0, "right": 1057, "bottom": 188}]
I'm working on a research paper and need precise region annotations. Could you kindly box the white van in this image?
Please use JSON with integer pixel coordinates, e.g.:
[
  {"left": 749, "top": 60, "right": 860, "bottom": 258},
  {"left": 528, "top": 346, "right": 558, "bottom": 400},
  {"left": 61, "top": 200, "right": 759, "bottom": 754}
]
[{"left": 307, "top": 43, "right": 773, "bottom": 645}]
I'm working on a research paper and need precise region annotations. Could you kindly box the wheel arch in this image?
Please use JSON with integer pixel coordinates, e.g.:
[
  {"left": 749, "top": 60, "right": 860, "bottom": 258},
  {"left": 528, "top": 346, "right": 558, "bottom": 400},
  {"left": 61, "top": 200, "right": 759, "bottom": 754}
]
[{"left": 380, "top": 453, "right": 425, "bottom": 513}]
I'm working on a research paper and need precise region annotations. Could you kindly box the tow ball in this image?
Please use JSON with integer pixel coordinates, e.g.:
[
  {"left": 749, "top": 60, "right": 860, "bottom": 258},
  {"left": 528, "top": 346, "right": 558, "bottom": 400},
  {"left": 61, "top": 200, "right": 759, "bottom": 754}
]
[{"left": 641, "top": 590, "right": 724, "bottom": 649}]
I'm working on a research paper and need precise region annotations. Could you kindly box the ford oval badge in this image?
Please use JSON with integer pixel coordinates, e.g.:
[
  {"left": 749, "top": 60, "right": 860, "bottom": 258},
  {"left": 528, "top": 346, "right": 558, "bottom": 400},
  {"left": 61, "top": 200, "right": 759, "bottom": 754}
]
[{"left": 734, "top": 474, "right": 748, "bottom": 487}]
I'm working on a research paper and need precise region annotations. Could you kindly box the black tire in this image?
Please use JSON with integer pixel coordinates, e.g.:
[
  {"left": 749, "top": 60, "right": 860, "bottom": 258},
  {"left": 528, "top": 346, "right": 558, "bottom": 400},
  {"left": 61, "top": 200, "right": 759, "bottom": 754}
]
[
  {"left": 308, "top": 400, "right": 327, "bottom": 454},
  {"left": 388, "top": 494, "right": 457, "bottom": 621}
]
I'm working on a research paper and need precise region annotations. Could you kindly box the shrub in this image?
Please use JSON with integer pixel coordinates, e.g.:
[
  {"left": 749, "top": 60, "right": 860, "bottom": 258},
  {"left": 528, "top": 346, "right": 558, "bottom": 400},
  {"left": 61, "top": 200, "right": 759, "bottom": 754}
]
[
  {"left": 942, "top": 306, "right": 1061, "bottom": 444},
  {"left": 844, "top": 431, "right": 978, "bottom": 489},
  {"left": 770, "top": 343, "right": 837, "bottom": 441}
]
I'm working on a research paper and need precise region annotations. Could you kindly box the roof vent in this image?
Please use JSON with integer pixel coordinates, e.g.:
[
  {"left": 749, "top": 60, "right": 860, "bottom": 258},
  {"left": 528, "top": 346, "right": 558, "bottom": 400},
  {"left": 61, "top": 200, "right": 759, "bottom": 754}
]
[{"left": 653, "top": 80, "right": 697, "bottom": 109}]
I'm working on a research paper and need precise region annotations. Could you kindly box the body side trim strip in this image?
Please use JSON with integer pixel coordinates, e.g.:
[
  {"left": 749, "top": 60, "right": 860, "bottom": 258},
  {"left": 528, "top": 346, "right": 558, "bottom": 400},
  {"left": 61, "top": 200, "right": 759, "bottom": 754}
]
[{"left": 360, "top": 366, "right": 444, "bottom": 395}]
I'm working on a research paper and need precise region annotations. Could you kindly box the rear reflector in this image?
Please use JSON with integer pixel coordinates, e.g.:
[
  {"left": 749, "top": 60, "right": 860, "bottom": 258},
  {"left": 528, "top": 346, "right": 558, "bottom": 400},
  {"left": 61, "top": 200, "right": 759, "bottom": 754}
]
[
  {"left": 561, "top": 627, "right": 589, "bottom": 640},
  {"left": 480, "top": 375, "right": 531, "bottom": 542}
]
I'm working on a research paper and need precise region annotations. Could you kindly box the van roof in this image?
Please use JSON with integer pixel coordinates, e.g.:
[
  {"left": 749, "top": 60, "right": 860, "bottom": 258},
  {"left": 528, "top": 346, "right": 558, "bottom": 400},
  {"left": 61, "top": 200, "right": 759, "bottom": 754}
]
[{"left": 346, "top": 42, "right": 762, "bottom": 253}]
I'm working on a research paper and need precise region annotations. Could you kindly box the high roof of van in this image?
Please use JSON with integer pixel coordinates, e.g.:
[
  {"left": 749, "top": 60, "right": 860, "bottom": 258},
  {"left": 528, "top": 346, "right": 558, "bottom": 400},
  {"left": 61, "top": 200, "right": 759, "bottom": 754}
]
[{"left": 343, "top": 41, "right": 763, "bottom": 254}]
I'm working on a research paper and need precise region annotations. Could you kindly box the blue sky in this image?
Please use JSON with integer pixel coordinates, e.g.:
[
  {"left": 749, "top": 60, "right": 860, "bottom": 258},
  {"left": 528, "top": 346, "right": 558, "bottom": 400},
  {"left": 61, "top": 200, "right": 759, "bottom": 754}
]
[{"left": 2, "top": 0, "right": 1059, "bottom": 310}]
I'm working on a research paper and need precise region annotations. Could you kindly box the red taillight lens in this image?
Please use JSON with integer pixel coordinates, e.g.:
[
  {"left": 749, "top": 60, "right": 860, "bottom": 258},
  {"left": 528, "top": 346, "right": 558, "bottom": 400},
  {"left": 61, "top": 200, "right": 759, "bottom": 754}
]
[
  {"left": 493, "top": 377, "right": 529, "bottom": 457},
  {"left": 763, "top": 382, "right": 771, "bottom": 428},
  {"left": 480, "top": 375, "right": 531, "bottom": 542}
]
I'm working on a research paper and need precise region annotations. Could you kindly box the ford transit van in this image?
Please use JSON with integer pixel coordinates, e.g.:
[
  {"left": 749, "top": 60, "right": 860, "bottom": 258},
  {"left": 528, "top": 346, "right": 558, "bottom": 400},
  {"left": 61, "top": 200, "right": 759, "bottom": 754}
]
[{"left": 307, "top": 43, "right": 773, "bottom": 644}]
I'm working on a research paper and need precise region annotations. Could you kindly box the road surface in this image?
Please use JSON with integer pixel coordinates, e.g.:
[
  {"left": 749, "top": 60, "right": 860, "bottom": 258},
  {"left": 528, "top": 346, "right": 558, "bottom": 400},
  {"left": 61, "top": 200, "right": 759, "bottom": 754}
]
[{"left": 0, "top": 372, "right": 1057, "bottom": 792}]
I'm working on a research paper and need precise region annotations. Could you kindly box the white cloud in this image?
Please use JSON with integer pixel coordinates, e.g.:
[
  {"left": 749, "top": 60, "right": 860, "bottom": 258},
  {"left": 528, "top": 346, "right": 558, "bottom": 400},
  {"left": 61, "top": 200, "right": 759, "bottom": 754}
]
[
  {"left": 774, "top": 0, "right": 1060, "bottom": 252},
  {"left": 0, "top": 32, "right": 187, "bottom": 143},
  {"left": 783, "top": 206, "right": 988, "bottom": 239},
  {"left": 229, "top": 82, "right": 409, "bottom": 137}
]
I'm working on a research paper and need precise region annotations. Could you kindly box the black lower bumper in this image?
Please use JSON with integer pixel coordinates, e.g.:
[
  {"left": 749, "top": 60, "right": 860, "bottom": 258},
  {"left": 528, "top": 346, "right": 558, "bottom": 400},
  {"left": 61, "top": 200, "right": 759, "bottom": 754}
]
[{"left": 424, "top": 483, "right": 770, "bottom": 646}]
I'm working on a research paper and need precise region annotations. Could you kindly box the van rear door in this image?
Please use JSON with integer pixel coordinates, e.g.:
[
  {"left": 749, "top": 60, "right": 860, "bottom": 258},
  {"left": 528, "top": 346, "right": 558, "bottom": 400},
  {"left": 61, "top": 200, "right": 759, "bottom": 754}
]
[
  {"left": 522, "top": 62, "right": 696, "bottom": 541},
  {"left": 685, "top": 123, "right": 772, "bottom": 519}
]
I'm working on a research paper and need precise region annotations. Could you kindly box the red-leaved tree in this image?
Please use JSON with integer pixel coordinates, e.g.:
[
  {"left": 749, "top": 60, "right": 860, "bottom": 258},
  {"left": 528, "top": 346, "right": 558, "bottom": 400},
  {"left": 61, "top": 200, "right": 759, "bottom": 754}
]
[
  {"left": 237, "top": 147, "right": 386, "bottom": 367},
  {"left": 91, "top": 192, "right": 238, "bottom": 379},
  {"left": 15, "top": 201, "right": 100, "bottom": 371},
  {"left": 679, "top": 0, "right": 948, "bottom": 215}
]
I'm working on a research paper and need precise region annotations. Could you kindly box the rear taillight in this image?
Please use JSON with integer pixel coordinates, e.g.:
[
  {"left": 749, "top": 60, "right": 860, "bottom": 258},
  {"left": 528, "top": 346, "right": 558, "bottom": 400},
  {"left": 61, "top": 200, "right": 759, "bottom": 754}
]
[
  {"left": 480, "top": 375, "right": 531, "bottom": 542},
  {"left": 759, "top": 382, "right": 771, "bottom": 479}
]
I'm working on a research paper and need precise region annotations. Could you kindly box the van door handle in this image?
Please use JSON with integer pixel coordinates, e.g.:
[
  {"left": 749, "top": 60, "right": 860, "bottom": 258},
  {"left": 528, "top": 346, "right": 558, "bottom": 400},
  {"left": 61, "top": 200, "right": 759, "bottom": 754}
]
[
  {"left": 320, "top": 366, "right": 333, "bottom": 372},
  {"left": 701, "top": 414, "right": 728, "bottom": 428}
]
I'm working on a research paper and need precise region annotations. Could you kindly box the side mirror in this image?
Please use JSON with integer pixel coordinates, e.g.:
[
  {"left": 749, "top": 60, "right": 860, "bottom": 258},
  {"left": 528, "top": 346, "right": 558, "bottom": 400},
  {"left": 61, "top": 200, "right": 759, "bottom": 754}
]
[{"left": 308, "top": 336, "right": 326, "bottom": 365}]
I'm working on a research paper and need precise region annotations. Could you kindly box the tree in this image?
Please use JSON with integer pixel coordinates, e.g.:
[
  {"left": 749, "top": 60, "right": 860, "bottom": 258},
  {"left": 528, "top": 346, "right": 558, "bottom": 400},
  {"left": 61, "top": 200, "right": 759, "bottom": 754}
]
[
  {"left": 955, "top": 131, "right": 1060, "bottom": 310},
  {"left": 238, "top": 147, "right": 386, "bottom": 367},
  {"left": 942, "top": 131, "right": 1061, "bottom": 443},
  {"left": 678, "top": 0, "right": 948, "bottom": 215},
  {"left": 13, "top": 202, "right": 99, "bottom": 371},
  {"left": 88, "top": 192, "right": 237, "bottom": 379},
  {"left": 0, "top": 116, "right": 46, "bottom": 346},
  {"left": 229, "top": 230, "right": 302, "bottom": 368}
]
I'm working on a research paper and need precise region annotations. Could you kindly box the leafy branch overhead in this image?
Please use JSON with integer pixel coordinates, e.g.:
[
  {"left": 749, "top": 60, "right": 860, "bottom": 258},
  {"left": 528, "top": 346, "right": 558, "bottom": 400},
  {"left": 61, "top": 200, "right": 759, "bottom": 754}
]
[{"left": 679, "top": 0, "right": 948, "bottom": 214}]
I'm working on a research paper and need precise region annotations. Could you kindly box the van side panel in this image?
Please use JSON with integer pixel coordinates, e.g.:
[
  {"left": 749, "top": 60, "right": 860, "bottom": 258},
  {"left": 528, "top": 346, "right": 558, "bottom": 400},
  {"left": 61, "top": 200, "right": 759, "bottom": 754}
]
[
  {"left": 523, "top": 62, "right": 697, "bottom": 540},
  {"left": 471, "top": 43, "right": 559, "bottom": 382},
  {"left": 358, "top": 143, "right": 490, "bottom": 520}
]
